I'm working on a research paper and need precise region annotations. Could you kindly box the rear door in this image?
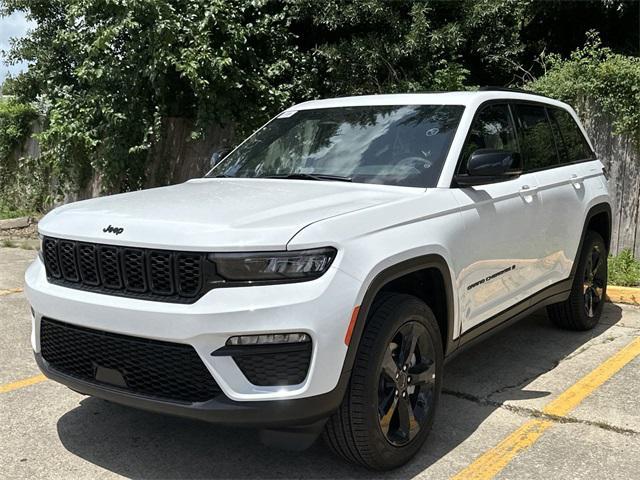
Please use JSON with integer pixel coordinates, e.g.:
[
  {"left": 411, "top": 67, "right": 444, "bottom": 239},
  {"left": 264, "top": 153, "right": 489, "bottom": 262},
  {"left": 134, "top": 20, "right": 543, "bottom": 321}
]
[
  {"left": 529, "top": 105, "right": 599, "bottom": 287},
  {"left": 450, "top": 103, "right": 546, "bottom": 333}
]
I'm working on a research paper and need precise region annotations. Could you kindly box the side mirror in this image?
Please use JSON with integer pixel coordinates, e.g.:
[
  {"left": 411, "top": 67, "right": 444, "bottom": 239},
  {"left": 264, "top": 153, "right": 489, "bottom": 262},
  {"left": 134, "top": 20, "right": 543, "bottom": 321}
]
[
  {"left": 454, "top": 149, "right": 522, "bottom": 186},
  {"left": 209, "top": 148, "right": 232, "bottom": 169}
]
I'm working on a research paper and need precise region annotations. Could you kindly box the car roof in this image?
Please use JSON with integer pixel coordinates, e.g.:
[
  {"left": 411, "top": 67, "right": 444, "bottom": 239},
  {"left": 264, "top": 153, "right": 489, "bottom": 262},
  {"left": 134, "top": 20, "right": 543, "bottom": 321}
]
[{"left": 286, "top": 91, "right": 572, "bottom": 112}]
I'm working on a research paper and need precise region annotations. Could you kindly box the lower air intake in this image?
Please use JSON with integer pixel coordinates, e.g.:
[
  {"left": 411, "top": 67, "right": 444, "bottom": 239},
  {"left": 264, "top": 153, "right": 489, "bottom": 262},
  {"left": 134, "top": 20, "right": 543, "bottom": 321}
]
[
  {"left": 40, "top": 317, "right": 222, "bottom": 403},
  {"left": 233, "top": 342, "right": 312, "bottom": 386}
]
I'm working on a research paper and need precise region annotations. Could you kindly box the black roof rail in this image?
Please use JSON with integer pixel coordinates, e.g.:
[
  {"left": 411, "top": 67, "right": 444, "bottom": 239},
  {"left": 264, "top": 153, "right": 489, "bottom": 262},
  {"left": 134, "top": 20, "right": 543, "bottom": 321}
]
[{"left": 478, "top": 86, "right": 549, "bottom": 98}]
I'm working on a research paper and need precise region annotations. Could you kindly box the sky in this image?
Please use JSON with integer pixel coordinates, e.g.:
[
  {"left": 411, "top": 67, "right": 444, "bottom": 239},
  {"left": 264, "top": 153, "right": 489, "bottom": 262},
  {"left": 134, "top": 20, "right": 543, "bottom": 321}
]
[{"left": 0, "top": 10, "right": 35, "bottom": 83}]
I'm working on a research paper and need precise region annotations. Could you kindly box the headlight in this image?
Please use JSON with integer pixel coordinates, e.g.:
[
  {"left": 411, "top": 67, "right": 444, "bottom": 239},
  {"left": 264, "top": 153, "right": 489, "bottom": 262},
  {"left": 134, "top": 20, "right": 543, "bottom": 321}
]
[{"left": 208, "top": 247, "right": 336, "bottom": 283}]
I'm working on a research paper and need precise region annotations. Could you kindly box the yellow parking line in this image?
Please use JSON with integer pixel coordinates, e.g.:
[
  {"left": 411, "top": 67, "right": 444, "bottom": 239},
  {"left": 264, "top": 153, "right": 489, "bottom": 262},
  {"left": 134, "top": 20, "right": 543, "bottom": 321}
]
[
  {"left": 0, "top": 287, "right": 23, "bottom": 296},
  {"left": 451, "top": 336, "right": 640, "bottom": 480},
  {"left": 0, "top": 374, "right": 47, "bottom": 394}
]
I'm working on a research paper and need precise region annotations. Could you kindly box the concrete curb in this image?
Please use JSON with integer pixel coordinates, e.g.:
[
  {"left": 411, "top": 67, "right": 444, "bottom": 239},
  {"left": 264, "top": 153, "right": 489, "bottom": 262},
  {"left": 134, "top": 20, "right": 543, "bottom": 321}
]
[
  {"left": 607, "top": 285, "right": 640, "bottom": 306},
  {"left": 0, "top": 216, "right": 31, "bottom": 230}
]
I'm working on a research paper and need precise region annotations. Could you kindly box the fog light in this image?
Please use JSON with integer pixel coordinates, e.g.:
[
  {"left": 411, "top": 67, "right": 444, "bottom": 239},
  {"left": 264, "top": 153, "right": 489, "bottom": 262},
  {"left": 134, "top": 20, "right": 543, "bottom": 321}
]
[{"left": 226, "top": 333, "right": 310, "bottom": 346}]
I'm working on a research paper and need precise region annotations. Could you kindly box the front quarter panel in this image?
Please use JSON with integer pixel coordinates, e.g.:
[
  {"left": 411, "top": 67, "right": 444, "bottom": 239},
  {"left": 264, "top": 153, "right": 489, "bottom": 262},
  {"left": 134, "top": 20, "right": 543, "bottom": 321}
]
[{"left": 288, "top": 189, "right": 464, "bottom": 343}]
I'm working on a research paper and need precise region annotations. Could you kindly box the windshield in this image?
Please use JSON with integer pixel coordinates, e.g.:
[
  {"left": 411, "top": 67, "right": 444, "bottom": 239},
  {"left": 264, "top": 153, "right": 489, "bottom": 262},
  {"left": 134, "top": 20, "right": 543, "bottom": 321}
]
[{"left": 208, "top": 104, "right": 465, "bottom": 187}]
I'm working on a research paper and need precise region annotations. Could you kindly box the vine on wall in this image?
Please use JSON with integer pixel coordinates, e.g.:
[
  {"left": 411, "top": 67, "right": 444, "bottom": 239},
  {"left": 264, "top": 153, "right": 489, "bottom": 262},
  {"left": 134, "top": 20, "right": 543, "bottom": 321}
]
[{"left": 528, "top": 32, "right": 640, "bottom": 149}]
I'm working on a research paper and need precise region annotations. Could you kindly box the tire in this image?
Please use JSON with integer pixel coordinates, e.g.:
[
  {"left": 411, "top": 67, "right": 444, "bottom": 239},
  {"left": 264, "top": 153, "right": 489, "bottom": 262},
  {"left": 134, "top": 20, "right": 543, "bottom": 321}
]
[
  {"left": 547, "top": 230, "right": 608, "bottom": 330},
  {"left": 323, "top": 293, "right": 444, "bottom": 470}
]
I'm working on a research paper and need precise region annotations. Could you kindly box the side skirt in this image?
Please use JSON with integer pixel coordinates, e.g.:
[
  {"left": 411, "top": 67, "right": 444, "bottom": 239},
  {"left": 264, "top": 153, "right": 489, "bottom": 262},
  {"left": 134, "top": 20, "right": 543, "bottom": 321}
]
[{"left": 446, "top": 279, "right": 572, "bottom": 363}]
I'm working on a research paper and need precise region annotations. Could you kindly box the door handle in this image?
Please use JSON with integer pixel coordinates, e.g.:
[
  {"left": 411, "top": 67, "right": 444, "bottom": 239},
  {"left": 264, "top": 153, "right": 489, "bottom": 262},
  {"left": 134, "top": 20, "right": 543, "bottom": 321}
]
[
  {"left": 519, "top": 184, "right": 537, "bottom": 201},
  {"left": 570, "top": 173, "right": 583, "bottom": 189}
]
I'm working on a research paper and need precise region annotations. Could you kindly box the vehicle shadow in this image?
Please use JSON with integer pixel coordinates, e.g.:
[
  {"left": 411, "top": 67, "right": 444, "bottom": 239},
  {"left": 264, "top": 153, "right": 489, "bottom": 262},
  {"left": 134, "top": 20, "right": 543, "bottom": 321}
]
[{"left": 55, "top": 304, "right": 624, "bottom": 479}]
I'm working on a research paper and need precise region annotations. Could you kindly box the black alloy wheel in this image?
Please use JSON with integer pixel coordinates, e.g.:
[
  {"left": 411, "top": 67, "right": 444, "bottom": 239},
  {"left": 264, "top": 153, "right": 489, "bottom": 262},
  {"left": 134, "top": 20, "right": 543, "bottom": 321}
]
[
  {"left": 377, "top": 322, "right": 436, "bottom": 446},
  {"left": 583, "top": 243, "right": 606, "bottom": 318},
  {"left": 548, "top": 230, "right": 608, "bottom": 331},
  {"left": 324, "top": 293, "right": 443, "bottom": 470}
]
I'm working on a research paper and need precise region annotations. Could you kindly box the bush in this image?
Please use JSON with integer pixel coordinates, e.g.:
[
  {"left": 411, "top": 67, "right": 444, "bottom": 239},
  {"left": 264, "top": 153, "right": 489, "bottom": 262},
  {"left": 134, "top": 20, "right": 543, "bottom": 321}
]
[
  {"left": 0, "top": 97, "right": 36, "bottom": 161},
  {"left": 0, "top": 97, "right": 48, "bottom": 215},
  {"left": 527, "top": 32, "right": 640, "bottom": 144},
  {"left": 0, "top": 203, "right": 33, "bottom": 220},
  {"left": 608, "top": 250, "right": 640, "bottom": 287}
]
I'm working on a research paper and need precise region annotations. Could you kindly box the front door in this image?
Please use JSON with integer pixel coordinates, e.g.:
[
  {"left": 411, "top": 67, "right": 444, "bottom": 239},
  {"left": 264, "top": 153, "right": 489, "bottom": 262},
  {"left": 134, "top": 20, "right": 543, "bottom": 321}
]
[{"left": 449, "top": 103, "right": 547, "bottom": 333}]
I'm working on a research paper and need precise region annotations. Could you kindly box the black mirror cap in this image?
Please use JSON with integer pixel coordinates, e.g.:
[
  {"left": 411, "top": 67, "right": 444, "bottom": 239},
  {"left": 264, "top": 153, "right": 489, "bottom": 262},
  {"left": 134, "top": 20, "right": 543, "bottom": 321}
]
[
  {"left": 209, "top": 148, "right": 232, "bottom": 169},
  {"left": 468, "top": 149, "right": 521, "bottom": 176},
  {"left": 454, "top": 149, "right": 522, "bottom": 186}
]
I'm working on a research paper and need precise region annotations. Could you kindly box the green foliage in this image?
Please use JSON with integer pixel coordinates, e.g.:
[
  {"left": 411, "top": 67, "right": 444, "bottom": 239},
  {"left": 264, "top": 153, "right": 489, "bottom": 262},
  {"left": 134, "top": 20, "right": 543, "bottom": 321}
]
[
  {"left": 291, "top": 0, "right": 531, "bottom": 95},
  {"left": 0, "top": 97, "right": 35, "bottom": 161},
  {"left": 0, "top": 97, "right": 47, "bottom": 214},
  {"left": 528, "top": 32, "right": 640, "bottom": 142},
  {"left": 0, "top": 0, "right": 538, "bottom": 198},
  {"left": 2, "top": 0, "right": 306, "bottom": 194},
  {"left": 0, "top": 152, "right": 53, "bottom": 215},
  {"left": 0, "top": 203, "right": 33, "bottom": 220},
  {"left": 608, "top": 250, "right": 640, "bottom": 287},
  {"left": 1, "top": 0, "right": 638, "bottom": 205}
]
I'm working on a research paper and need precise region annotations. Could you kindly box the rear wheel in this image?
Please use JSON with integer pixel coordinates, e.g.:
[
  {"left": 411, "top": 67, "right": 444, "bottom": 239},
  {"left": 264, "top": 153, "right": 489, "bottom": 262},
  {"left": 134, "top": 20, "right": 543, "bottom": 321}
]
[
  {"left": 323, "top": 293, "right": 443, "bottom": 470},
  {"left": 547, "top": 231, "right": 607, "bottom": 330}
]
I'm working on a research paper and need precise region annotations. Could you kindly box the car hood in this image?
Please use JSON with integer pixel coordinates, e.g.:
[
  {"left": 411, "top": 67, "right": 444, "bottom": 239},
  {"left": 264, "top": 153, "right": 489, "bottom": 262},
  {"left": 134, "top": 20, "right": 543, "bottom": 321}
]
[{"left": 39, "top": 178, "right": 421, "bottom": 250}]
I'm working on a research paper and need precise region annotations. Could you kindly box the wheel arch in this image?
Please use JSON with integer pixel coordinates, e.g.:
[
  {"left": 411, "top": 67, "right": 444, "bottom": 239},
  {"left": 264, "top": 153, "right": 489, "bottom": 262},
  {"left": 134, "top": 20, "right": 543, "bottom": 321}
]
[
  {"left": 341, "top": 254, "right": 456, "bottom": 383},
  {"left": 570, "top": 202, "right": 612, "bottom": 280}
]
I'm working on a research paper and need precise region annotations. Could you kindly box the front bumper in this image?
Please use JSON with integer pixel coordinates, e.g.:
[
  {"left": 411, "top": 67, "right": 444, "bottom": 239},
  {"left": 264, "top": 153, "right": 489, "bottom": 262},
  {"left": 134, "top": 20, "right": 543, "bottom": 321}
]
[
  {"left": 35, "top": 352, "right": 347, "bottom": 427},
  {"left": 25, "top": 257, "right": 360, "bottom": 409}
]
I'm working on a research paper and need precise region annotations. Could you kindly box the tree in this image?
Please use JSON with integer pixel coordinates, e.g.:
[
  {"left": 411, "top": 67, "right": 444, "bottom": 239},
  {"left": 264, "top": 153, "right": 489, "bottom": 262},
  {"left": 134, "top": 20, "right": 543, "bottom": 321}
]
[
  {"left": 529, "top": 32, "right": 640, "bottom": 143},
  {"left": 289, "top": 0, "right": 531, "bottom": 94},
  {"left": 0, "top": 0, "right": 637, "bottom": 202},
  {"left": 1, "top": 0, "right": 305, "bottom": 193}
]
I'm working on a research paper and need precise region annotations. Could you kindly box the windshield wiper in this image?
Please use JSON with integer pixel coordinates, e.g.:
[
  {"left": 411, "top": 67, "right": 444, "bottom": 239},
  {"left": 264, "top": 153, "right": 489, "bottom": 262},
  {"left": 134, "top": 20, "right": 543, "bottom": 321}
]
[{"left": 262, "top": 173, "right": 352, "bottom": 182}]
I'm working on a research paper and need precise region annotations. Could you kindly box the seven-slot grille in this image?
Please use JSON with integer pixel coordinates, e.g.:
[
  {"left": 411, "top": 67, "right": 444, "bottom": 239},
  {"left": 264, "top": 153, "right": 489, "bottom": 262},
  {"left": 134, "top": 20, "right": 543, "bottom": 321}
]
[
  {"left": 42, "top": 237, "right": 206, "bottom": 303},
  {"left": 40, "top": 317, "right": 222, "bottom": 403}
]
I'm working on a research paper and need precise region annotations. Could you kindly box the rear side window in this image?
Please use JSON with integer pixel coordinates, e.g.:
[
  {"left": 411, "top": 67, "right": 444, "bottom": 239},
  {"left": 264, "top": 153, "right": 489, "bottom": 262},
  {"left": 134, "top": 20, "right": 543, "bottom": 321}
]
[
  {"left": 549, "top": 108, "right": 595, "bottom": 164},
  {"left": 515, "top": 104, "right": 558, "bottom": 171},
  {"left": 459, "top": 104, "right": 518, "bottom": 174}
]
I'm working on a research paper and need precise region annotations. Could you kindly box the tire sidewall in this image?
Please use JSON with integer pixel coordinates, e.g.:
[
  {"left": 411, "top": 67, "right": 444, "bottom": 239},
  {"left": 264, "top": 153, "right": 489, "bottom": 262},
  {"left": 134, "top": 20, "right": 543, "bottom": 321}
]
[
  {"left": 354, "top": 296, "right": 444, "bottom": 469},
  {"left": 572, "top": 232, "right": 608, "bottom": 328}
]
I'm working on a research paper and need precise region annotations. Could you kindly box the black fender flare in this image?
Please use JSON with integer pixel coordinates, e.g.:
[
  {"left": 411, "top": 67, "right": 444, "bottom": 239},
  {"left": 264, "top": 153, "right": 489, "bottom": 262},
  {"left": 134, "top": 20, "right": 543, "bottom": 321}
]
[
  {"left": 338, "top": 254, "right": 456, "bottom": 385},
  {"left": 569, "top": 202, "right": 612, "bottom": 280}
]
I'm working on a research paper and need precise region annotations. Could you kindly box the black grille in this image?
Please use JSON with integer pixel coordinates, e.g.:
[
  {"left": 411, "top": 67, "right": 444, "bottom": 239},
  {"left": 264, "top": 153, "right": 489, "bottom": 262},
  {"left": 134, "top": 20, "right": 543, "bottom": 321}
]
[
  {"left": 233, "top": 343, "right": 312, "bottom": 386},
  {"left": 42, "top": 237, "right": 207, "bottom": 303},
  {"left": 40, "top": 318, "right": 222, "bottom": 403},
  {"left": 43, "top": 238, "right": 62, "bottom": 278},
  {"left": 78, "top": 244, "right": 99, "bottom": 285}
]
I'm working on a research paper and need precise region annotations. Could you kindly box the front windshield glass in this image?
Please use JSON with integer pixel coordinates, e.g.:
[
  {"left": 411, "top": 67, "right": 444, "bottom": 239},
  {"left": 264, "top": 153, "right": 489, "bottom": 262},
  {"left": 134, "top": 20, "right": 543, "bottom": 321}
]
[{"left": 208, "top": 104, "right": 465, "bottom": 187}]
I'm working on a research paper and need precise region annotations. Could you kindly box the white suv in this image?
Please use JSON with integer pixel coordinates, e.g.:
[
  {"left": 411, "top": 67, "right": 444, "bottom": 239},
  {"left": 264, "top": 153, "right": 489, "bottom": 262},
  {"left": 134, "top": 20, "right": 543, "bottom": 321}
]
[{"left": 26, "top": 89, "right": 611, "bottom": 470}]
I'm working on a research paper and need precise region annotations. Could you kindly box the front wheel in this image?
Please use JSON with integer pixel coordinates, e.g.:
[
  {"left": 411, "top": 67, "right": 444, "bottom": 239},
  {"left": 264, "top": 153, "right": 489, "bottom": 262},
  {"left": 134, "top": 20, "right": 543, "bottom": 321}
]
[
  {"left": 547, "top": 231, "right": 608, "bottom": 330},
  {"left": 323, "top": 293, "right": 443, "bottom": 470}
]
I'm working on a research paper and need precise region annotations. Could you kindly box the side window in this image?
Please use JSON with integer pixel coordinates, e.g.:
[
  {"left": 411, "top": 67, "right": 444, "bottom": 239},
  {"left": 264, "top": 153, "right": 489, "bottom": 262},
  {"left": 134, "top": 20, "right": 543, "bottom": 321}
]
[
  {"left": 549, "top": 108, "right": 595, "bottom": 164},
  {"left": 515, "top": 104, "right": 558, "bottom": 171},
  {"left": 459, "top": 104, "right": 518, "bottom": 174}
]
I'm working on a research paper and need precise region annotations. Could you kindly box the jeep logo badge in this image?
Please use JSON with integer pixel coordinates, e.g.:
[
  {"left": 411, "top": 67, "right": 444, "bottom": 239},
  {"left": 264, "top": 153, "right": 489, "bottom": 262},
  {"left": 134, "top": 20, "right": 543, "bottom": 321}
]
[{"left": 103, "top": 225, "right": 124, "bottom": 235}]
